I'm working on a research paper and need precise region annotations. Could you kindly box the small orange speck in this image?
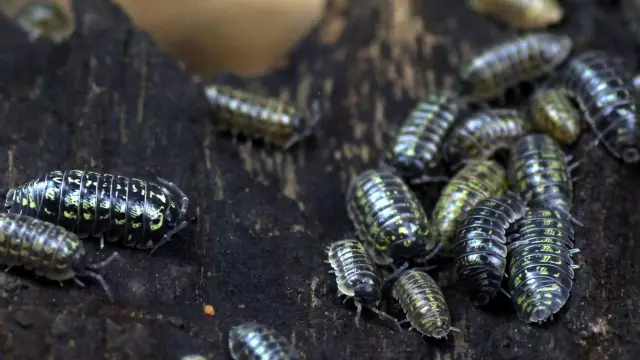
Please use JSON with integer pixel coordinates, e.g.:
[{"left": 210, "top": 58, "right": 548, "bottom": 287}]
[{"left": 204, "top": 304, "right": 215, "bottom": 316}]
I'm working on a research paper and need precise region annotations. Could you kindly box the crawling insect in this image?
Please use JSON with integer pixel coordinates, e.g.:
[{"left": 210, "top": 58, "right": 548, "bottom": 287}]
[
  {"left": 458, "top": 32, "right": 573, "bottom": 101},
  {"left": 228, "top": 322, "right": 301, "bottom": 360},
  {"left": 0, "top": 212, "right": 120, "bottom": 301},
  {"left": 453, "top": 192, "right": 527, "bottom": 306},
  {"left": 508, "top": 134, "right": 580, "bottom": 225},
  {"left": 392, "top": 269, "right": 459, "bottom": 338},
  {"left": 466, "top": 0, "right": 564, "bottom": 29},
  {"left": 442, "top": 108, "right": 532, "bottom": 169},
  {"left": 382, "top": 91, "right": 466, "bottom": 184},
  {"left": 4, "top": 170, "right": 189, "bottom": 253},
  {"left": 432, "top": 159, "right": 507, "bottom": 252},
  {"left": 2, "top": 0, "right": 75, "bottom": 43},
  {"left": 326, "top": 239, "right": 401, "bottom": 330},
  {"left": 346, "top": 169, "right": 439, "bottom": 267},
  {"left": 556, "top": 51, "right": 640, "bottom": 163},
  {"left": 507, "top": 207, "right": 579, "bottom": 323},
  {"left": 204, "top": 84, "right": 320, "bottom": 149},
  {"left": 529, "top": 88, "right": 583, "bottom": 145}
]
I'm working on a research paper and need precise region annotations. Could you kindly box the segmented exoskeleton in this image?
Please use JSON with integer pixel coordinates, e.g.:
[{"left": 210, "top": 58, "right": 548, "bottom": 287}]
[
  {"left": 382, "top": 91, "right": 466, "bottom": 184},
  {"left": 392, "top": 269, "right": 459, "bottom": 338},
  {"left": 458, "top": 33, "right": 573, "bottom": 101},
  {"left": 432, "top": 159, "right": 507, "bottom": 251},
  {"left": 326, "top": 239, "right": 401, "bottom": 330},
  {"left": 228, "top": 323, "right": 301, "bottom": 360},
  {"left": 453, "top": 192, "right": 527, "bottom": 306},
  {"left": 2, "top": 0, "right": 75, "bottom": 43},
  {"left": 204, "top": 84, "right": 321, "bottom": 149},
  {"left": 0, "top": 212, "right": 120, "bottom": 301},
  {"left": 555, "top": 51, "right": 640, "bottom": 163},
  {"left": 508, "top": 134, "right": 580, "bottom": 225},
  {"left": 466, "top": 0, "right": 564, "bottom": 30},
  {"left": 4, "top": 170, "right": 189, "bottom": 253},
  {"left": 507, "top": 207, "right": 579, "bottom": 323},
  {"left": 529, "top": 88, "right": 583, "bottom": 145},
  {"left": 442, "top": 108, "right": 532, "bottom": 169},
  {"left": 346, "top": 169, "right": 438, "bottom": 267}
]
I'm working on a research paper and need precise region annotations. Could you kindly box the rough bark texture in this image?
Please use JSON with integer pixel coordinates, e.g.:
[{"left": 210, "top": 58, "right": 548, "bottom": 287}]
[{"left": 0, "top": 0, "right": 638, "bottom": 359}]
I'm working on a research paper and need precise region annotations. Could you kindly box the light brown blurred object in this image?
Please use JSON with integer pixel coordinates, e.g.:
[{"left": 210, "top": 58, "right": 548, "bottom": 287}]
[
  {"left": 466, "top": 0, "right": 564, "bottom": 29},
  {"left": 1, "top": 0, "right": 75, "bottom": 43},
  {"left": 113, "top": 0, "right": 326, "bottom": 78}
]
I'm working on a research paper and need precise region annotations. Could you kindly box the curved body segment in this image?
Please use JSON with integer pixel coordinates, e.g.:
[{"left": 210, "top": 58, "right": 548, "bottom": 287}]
[
  {"left": 529, "top": 88, "right": 583, "bottom": 144},
  {"left": 467, "top": 0, "right": 564, "bottom": 29},
  {"left": 229, "top": 323, "right": 301, "bottom": 360}
]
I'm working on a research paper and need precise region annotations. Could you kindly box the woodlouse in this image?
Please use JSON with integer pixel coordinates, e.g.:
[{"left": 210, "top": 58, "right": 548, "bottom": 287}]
[
  {"left": 458, "top": 32, "right": 573, "bottom": 101},
  {"left": 392, "top": 269, "right": 459, "bottom": 338},
  {"left": 453, "top": 192, "right": 527, "bottom": 306},
  {"left": 507, "top": 207, "right": 579, "bottom": 323},
  {"left": 556, "top": 51, "right": 640, "bottom": 163},
  {"left": 346, "top": 169, "right": 439, "bottom": 266},
  {"left": 4, "top": 170, "right": 189, "bottom": 253},
  {"left": 442, "top": 108, "right": 532, "bottom": 169},
  {"left": 228, "top": 322, "right": 301, "bottom": 360},
  {"left": 382, "top": 91, "right": 465, "bottom": 184},
  {"left": 326, "top": 239, "right": 400, "bottom": 329},
  {"left": 432, "top": 159, "right": 507, "bottom": 252},
  {"left": 204, "top": 84, "right": 320, "bottom": 149},
  {"left": 507, "top": 134, "right": 580, "bottom": 224},
  {"left": 0, "top": 212, "right": 120, "bottom": 301},
  {"left": 529, "top": 88, "right": 583, "bottom": 145},
  {"left": 466, "top": 0, "right": 564, "bottom": 30}
]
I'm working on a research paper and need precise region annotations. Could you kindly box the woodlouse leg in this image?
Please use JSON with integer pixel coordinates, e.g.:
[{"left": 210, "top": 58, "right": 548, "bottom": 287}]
[
  {"left": 149, "top": 220, "right": 189, "bottom": 254},
  {"left": 353, "top": 301, "right": 363, "bottom": 329},
  {"left": 74, "top": 278, "right": 86, "bottom": 288},
  {"left": 80, "top": 271, "right": 114, "bottom": 302},
  {"left": 365, "top": 305, "right": 403, "bottom": 332},
  {"left": 4, "top": 265, "right": 13, "bottom": 273},
  {"left": 500, "top": 287, "right": 512, "bottom": 299},
  {"left": 412, "top": 242, "right": 444, "bottom": 264}
]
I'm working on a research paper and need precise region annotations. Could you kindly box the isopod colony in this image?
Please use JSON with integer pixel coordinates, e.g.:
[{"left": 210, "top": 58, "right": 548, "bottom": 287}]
[{"left": 2, "top": 0, "right": 639, "bottom": 359}]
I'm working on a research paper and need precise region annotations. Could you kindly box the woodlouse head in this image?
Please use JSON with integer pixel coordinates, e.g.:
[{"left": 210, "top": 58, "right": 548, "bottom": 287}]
[
  {"left": 353, "top": 279, "right": 381, "bottom": 304},
  {"left": 382, "top": 153, "right": 429, "bottom": 182},
  {"left": 537, "top": 33, "right": 573, "bottom": 66},
  {"left": 387, "top": 223, "right": 433, "bottom": 261}
]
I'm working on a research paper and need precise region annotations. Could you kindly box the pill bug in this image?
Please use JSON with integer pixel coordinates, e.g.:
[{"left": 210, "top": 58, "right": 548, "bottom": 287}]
[
  {"left": 326, "top": 239, "right": 400, "bottom": 329},
  {"left": 453, "top": 192, "right": 527, "bottom": 306},
  {"left": 529, "top": 88, "right": 583, "bottom": 145},
  {"left": 0, "top": 212, "right": 120, "bottom": 301},
  {"left": 432, "top": 159, "right": 507, "bottom": 252},
  {"left": 228, "top": 322, "right": 301, "bottom": 360},
  {"left": 442, "top": 108, "right": 532, "bottom": 169},
  {"left": 204, "top": 84, "right": 321, "bottom": 149},
  {"left": 507, "top": 207, "right": 579, "bottom": 323},
  {"left": 382, "top": 91, "right": 466, "bottom": 184},
  {"left": 392, "top": 269, "right": 459, "bottom": 338},
  {"left": 346, "top": 169, "right": 438, "bottom": 267},
  {"left": 2, "top": 0, "right": 75, "bottom": 43},
  {"left": 4, "top": 170, "right": 189, "bottom": 253},
  {"left": 556, "top": 51, "right": 640, "bottom": 163},
  {"left": 458, "top": 33, "right": 573, "bottom": 101},
  {"left": 508, "top": 134, "right": 580, "bottom": 224},
  {"left": 466, "top": 0, "right": 564, "bottom": 29}
]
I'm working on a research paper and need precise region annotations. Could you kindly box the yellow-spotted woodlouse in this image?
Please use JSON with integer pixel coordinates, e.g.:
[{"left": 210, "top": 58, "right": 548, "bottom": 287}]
[
  {"left": 4, "top": 170, "right": 189, "bottom": 253},
  {"left": 204, "top": 84, "right": 321, "bottom": 149},
  {"left": 507, "top": 207, "right": 580, "bottom": 323},
  {"left": 346, "top": 169, "right": 439, "bottom": 267},
  {"left": 453, "top": 192, "right": 527, "bottom": 306},
  {"left": 556, "top": 51, "right": 640, "bottom": 163},
  {"left": 442, "top": 108, "right": 532, "bottom": 169},
  {"left": 229, "top": 322, "right": 301, "bottom": 360},
  {"left": 392, "top": 269, "right": 459, "bottom": 338},
  {"left": 432, "top": 159, "right": 507, "bottom": 252},
  {"left": 458, "top": 33, "right": 573, "bottom": 101},
  {"left": 507, "top": 134, "right": 581, "bottom": 225},
  {"left": 326, "top": 239, "right": 401, "bottom": 330},
  {"left": 0, "top": 212, "right": 120, "bottom": 301},
  {"left": 466, "top": 0, "right": 564, "bottom": 30},
  {"left": 382, "top": 91, "right": 466, "bottom": 184},
  {"left": 529, "top": 88, "right": 583, "bottom": 145}
]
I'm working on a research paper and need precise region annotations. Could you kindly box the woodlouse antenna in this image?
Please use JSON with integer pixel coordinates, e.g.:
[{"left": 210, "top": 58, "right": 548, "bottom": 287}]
[
  {"left": 85, "top": 252, "right": 122, "bottom": 270},
  {"left": 80, "top": 270, "right": 114, "bottom": 302},
  {"left": 149, "top": 220, "right": 189, "bottom": 254}
]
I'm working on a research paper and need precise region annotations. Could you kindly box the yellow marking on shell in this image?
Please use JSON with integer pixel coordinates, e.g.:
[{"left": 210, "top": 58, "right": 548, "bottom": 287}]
[
  {"left": 150, "top": 190, "right": 166, "bottom": 203},
  {"left": 115, "top": 219, "right": 126, "bottom": 225},
  {"left": 55, "top": 263, "right": 69, "bottom": 270},
  {"left": 63, "top": 211, "right": 77, "bottom": 219}
]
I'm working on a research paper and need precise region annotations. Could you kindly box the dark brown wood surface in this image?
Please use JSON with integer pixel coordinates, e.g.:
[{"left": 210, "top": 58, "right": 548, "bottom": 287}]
[{"left": 0, "top": 0, "right": 639, "bottom": 359}]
